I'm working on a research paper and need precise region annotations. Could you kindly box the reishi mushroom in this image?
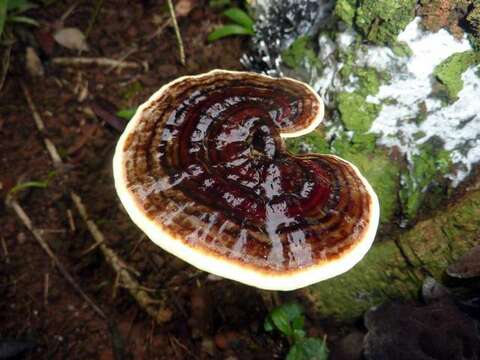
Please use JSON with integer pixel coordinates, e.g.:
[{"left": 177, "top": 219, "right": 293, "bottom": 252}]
[{"left": 113, "top": 70, "right": 379, "bottom": 291}]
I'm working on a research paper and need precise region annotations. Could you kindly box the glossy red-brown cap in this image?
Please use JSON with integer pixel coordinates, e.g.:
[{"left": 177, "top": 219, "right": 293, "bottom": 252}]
[{"left": 113, "top": 69, "right": 379, "bottom": 290}]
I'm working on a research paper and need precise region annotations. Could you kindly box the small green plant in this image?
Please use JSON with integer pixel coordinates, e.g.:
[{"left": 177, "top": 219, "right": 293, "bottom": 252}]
[
  {"left": 0, "top": 0, "right": 39, "bottom": 40},
  {"left": 8, "top": 171, "right": 56, "bottom": 196},
  {"left": 209, "top": 0, "right": 231, "bottom": 9},
  {"left": 264, "top": 303, "right": 329, "bottom": 360},
  {"left": 116, "top": 107, "right": 137, "bottom": 121},
  {"left": 1, "top": 0, "right": 40, "bottom": 89},
  {"left": 208, "top": 7, "right": 254, "bottom": 42}
]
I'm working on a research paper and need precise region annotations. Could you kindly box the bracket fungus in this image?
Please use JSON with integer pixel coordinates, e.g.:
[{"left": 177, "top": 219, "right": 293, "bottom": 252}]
[{"left": 113, "top": 70, "right": 379, "bottom": 291}]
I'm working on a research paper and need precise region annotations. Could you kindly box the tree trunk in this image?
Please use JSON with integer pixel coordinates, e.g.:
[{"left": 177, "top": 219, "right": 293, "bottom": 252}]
[{"left": 303, "top": 186, "right": 480, "bottom": 321}]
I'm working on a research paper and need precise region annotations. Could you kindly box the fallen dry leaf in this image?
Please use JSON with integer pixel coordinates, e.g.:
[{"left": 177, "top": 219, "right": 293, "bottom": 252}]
[
  {"left": 53, "top": 27, "right": 89, "bottom": 51},
  {"left": 90, "top": 100, "right": 125, "bottom": 132},
  {"left": 25, "top": 47, "right": 44, "bottom": 77},
  {"left": 175, "top": 0, "right": 194, "bottom": 17},
  {"left": 364, "top": 301, "right": 480, "bottom": 360}
]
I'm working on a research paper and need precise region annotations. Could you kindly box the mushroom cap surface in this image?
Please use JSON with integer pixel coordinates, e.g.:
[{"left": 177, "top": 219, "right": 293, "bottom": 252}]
[{"left": 113, "top": 69, "right": 379, "bottom": 290}]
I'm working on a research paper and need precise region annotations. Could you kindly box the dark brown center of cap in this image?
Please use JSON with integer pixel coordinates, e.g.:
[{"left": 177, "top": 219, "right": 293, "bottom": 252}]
[{"left": 122, "top": 71, "right": 372, "bottom": 273}]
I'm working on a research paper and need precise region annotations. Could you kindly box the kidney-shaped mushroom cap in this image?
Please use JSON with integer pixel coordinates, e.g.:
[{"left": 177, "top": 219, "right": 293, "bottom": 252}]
[{"left": 113, "top": 70, "right": 379, "bottom": 291}]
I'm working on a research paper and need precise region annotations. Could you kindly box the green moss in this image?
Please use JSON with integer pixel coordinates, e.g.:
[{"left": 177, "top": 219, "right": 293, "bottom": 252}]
[
  {"left": 469, "top": 34, "right": 480, "bottom": 51},
  {"left": 467, "top": 4, "right": 480, "bottom": 34},
  {"left": 350, "top": 132, "right": 378, "bottom": 152},
  {"left": 306, "top": 241, "right": 418, "bottom": 321},
  {"left": 337, "top": 92, "right": 380, "bottom": 133},
  {"left": 281, "top": 36, "right": 322, "bottom": 70},
  {"left": 285, "top": 130, "right": 330, "bottom": 154},
  {"left": 399, "top": 140, "right": 452, "bottom": 219},
  {"left": 334, "top": 0, "right": 357, "bottom": 25},
  {"left": 340, "top": 66, "right": 383, "bottom": 97},
  {"left": 391, "top": 41, "right": 413, "bottom": 57},
  {"left": 331, "top": 135, "right": 400, "bottom": 223},
  {"left": 412, "top": 131, "right": 426, "bottom": 140},
  {"left": 414, "top": 102, "right": 428, "bottom": 124},
  {"left": 337, "top": 66, "right": 385, "bottom": 133},
  {"left": 356, "top": 67, "right": 383, "bottom": 96},
  {"left": 433, "top": 51, "right": 480, "bottom": 102},
  {"left": 398, "top": 189, "right": 480, "bottom": 278},
  {"left": 338, "top": 42, "right": 361, "bottom": 74},
  {"left": 342, "top": 0, "right": 416, "bottom": 45}
]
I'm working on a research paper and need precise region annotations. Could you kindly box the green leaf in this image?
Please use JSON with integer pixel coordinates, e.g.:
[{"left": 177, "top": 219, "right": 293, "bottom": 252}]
[
  {"left": 9, "top": 180, "right": 48, "bottom": 195},
  {"left": 291, "top": 315, "right": 305, "bottom": 331},
  {"left": 277, "top": 303, "right": 303, "bottom": 322},
  {"left": 292, "top": 328, "right": 307, "bottom": 342},
  {"left": 264, "top": 317, "right": 275, "bottom": 332},
  {"left": 270, "top": 307, "right": 293, "bottom": 337},
  {"left": 223, "top": 7, "right": 254, "bottom": 31},
  {"left": 286, "top": 338, "right": 329, "bottom": 360},
  {"left": 116, "top": 107, "right": 137, "bottom": 121},
  {"left": 207, "top": 24, "right": 254, "bottom": 42},
  {"left": 266, "top": 303, "right": 304, "bottom": 337},
  {"left": 291, "top": 316, "right": 306, "bottom": 341},
  {"left": 7, "top": 15, "right": 38, "bottom": 26},
  {"left": 8, "top": 0, "right": 37, "bottom": 14},
  {"left": 0, "top": 0, "right": 7, "bottom": 39},
  {"left": 209, "top": 0, "right": 231, "bottom": 9},
  {"left": 7, "top": 0, "right": 29, "bottom": 11}
]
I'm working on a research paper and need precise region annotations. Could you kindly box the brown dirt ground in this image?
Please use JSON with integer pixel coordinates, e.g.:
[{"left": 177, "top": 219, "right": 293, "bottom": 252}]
[
  {"left": 3, "top": 1, "right": 480, "bottom": 359},
  {"left": 0, "top": 1, "right": 341, "bottom": 359}
]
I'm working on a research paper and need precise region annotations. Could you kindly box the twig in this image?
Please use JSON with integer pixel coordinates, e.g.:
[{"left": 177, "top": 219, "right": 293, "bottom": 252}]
[
  {"left": 52, "top": 57, "right": 141, "bottom": 70},
  {"left": 59, "top": 1, "right": 79, "bottom": 25},
  {"left": 84, "top": 0, "right": 104, "bottom": 39},
  {"left": 129, "top": 234, "right": 146, "bottom": 256},
  {"left": 146, "top": 18, "right": 171, "bottom": 41},
  {"left": 80, "top": 238, "right": 104, "bottom": 256},
  {"left": 106, "top": 47, "right": 138, "bottom": 74},
  {"left": 20, "top": 83, "right": 63, "bottom": 166},
  {"left": 21, "top": 83, "right": 172, "bottom": 323},
  {"left": 5, "top": 195, "right": 106, "bottom": 319},
  {"left": 38, "top": 228, "right": 67, "bottom": 235},
  {"left": 71, "top": 192, "right": 172, "bottom": 322},
  {"left": 44, "top": 272, "right": 49, "bottom": 306},
  {"left": 67, "top": 209, "right": 76, "bottom": 232},
  {"left": 0, "top": 44, "right": 12, "bottom": 92},
  {"left": 166, "top": 0, "right": 186, "bottom": 66},
  {"left": 1, "top": 237, "right": 9, "bottom": 264},
  {"left": 112, "top": 272, "right": 121, "bottom": 301}
]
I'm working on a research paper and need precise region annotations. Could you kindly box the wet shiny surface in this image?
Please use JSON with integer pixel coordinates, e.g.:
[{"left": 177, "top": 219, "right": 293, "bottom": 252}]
[{"left": 122, "top": 71, "right": 372, "bottom": 272}]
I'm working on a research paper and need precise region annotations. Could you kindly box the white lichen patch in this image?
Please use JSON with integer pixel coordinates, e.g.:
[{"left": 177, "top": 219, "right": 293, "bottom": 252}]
[
  {"left": 312, "top": 17, "right": 480, "bottom": 186},
  {"left": 367, "top": 18, "right": 479, "bottom": 186}
]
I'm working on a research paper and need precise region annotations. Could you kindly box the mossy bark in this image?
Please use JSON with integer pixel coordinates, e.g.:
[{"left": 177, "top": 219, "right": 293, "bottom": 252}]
[{"left": 303, "top": 187, "right": 480, "bottom": 321}]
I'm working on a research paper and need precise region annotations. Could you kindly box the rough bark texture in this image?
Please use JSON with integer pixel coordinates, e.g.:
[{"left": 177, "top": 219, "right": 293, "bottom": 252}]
[{"left": 303, "top": 186, "right": 480, "bottom": 321}]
